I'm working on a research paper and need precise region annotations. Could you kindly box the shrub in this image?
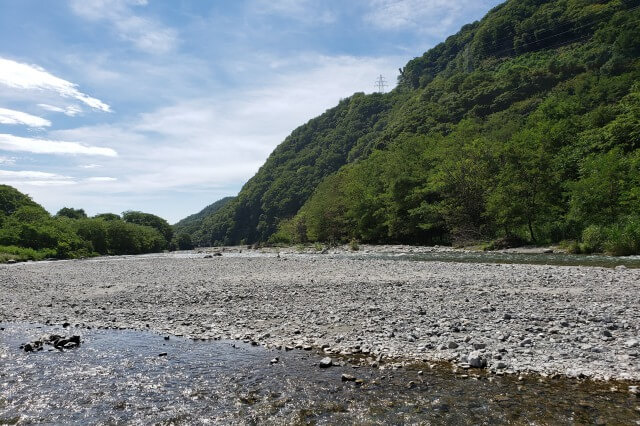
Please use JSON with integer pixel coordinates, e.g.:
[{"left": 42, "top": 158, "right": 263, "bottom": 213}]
[
  {"left": 603, "top": 217, "right": 640, "bottom": 256},
  {"left": 581, "top": 225, "right": 607, "bottom": 253},
  {"left": 0, "top": 245, "right": 57, "bottom": 262}
]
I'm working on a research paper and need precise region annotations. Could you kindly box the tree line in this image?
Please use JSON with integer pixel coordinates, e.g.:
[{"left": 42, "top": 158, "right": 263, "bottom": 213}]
[{"left": 0, "top": 185, "right": 194, "bottom": 262}]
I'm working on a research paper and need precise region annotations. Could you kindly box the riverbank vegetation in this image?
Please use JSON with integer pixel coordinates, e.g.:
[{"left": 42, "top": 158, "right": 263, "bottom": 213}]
[
  {"left": 183, "top": 0, "right": 640, "bottom": 255},
  {"left": 0, "top": 185, "right": 174, "bottom": 262}
]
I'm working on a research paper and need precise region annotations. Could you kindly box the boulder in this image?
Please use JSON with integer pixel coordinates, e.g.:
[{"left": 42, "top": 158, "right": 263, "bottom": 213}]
[
  {"left": 319, "top": 357, "right": 333, "bottom": 368},
  {"left": 468, "top": 351, "right": 487, "bottom": 368}
]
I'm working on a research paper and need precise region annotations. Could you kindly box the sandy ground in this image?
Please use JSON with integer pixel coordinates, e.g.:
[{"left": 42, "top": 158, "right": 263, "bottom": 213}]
[{"left": 1, "top": 248, "right": 639, "bottom": 381}]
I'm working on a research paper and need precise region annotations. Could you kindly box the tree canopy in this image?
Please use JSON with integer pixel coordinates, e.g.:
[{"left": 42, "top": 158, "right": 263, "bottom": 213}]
[{"left": 0, "top": 187, "right": 171, "bottom": 262}]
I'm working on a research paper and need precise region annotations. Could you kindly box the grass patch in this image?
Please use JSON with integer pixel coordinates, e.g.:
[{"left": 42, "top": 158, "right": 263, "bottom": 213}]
[{"left": 0, "top": 245, "right": 57, "bottom": 263}]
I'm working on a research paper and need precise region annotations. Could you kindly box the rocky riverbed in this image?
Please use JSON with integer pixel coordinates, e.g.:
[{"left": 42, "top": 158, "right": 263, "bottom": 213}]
[{"left": 1, "top": 249, "right": 639, "bottom": 383}]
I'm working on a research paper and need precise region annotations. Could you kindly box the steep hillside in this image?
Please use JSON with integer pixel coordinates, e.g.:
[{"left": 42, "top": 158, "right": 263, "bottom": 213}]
[
  {"left": 193, "top": 92, "right": 398, "bottom": 246},
  {"left": 173, "top": 196, "right": 234, "bottom": 236},
  {"left": 190, "top": 0, "right": 640, "bottom": 252}
]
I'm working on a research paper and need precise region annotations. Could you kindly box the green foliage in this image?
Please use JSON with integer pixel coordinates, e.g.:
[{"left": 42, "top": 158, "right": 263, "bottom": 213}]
[
  {"left": 173, "top": 197, "right": 234, "bottom": 239},
  {"left": 0, "top": 186, "right": 172, "bottom": 262},
  {"left": 56, "top": 207, "right": 87, "bottom": 219},
  {"left": 105, "top": 220, "right": 166, "bottom": 255},
  {"left": 122, "top": 210, "right": 172, "bottom": 247},
  {"left": 179, "top": 0, "right": 640, "bottom": 255},
  {"left": 0, "top": 185, "right": 40, "bottom": 216},
  {"left": 581, "top": 225, "right": 607, "bottom": 253},
  {"left": 0, "top": 245, "right": 57, "bottom": 262},
  {"left": 74, "top": 218, "right": 109, "bottom": 254},
  {"left": 94, "top": 213, "right": 121, "bottom": 221},
  {"left": 172, "top": 232, "right": 194, "bottom": 250},
  {"left": 602, "top": 216, "right": 640, "bottom": 256}
]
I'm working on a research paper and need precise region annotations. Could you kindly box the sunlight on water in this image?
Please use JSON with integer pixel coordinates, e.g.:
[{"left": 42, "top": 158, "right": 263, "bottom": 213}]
[{"left": 1, "top": 323, "right": 639, "bottom": 424}]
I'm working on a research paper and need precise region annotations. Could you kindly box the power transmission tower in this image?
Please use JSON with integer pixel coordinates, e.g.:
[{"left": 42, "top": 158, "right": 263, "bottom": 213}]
[{"left": 374, "top": 74, "right": 388, "bottom": 93}]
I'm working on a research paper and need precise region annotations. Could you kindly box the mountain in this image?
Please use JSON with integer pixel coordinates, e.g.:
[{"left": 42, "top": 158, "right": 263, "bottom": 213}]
[
  {"left": 173, "top": 196, "right": 234, "bottom": 236},
  {"left": 186, "top": 0, "right": 640, "bottom": 254}
]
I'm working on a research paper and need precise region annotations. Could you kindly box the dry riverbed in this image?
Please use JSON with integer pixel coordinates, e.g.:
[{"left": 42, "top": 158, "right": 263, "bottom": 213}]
[{"left": 1, "top": 248, "right": 639, "bottom": 384}]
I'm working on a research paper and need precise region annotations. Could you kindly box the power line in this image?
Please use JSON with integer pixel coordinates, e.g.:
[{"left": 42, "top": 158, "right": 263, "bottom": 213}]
[
  {"left": 479, "top": 2, "right": 640, "bottom": 53},
  {"left": 487, "top": 3, "right": 640, "bottom": 58},
  {"left": 374, "top": 74, "right": 388, "bottom": 93}
]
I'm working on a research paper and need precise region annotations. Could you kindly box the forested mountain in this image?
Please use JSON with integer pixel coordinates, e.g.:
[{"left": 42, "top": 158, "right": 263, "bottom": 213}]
[
  {"left": 173, "top": 196, "right": 234, "bottom": 236},
  {"left": 0, "top": 185, "right": 173, "bottom": 262},
  {"left": 187, "top": 0, "right": 640, "bottom": 254}
]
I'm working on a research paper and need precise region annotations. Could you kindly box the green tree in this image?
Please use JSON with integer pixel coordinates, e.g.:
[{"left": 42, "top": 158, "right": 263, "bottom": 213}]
[
  {"left": 56, "top": 207, "right": 87, "bottom": 219},
  {"left": 122, "top": 211, "right": 172, "bottom": 246}
]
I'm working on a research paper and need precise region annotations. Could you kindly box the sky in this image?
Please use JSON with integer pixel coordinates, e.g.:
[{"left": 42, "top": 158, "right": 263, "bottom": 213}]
[{"left": 0, "top": 0, "right": 503, "bottom": 223}]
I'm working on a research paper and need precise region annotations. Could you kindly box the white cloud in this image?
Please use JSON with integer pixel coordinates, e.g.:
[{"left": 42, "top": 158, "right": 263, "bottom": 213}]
[
  {"left": 0, "top": 156, "right": 16, "bottom": 165},
  {"left": 0, "top": 107, "right": 51, "bottom": 127},
  {"left": 364, "top": 0, "right": 493, "bottom": 36},
  {"left": 51, "top": 54, "right": 400, "bottom": 195},
  {"left": 79, "top": 164, "right": 103, "bottom": 169},
  {"left": 0, "top": 134, "right": 117, "bottom": 157},
  {"left": 86, "top": 176, "right": 117, "bottom": 182},
  {"left": 0, "top": 169, "right": 76, "bottom": 187},
  {"left": 0, "top": 57, "right": 111, "bottom": 112},
  {"left": 69, "top": 0, "right": 178, "bottom": 54},
  {"left": 3, "top": 180, "right": 77, "bottom": 187},
  {"left": 0, "top": 169, "right": 71, "bottom": 180},
  {"left": 38, "top": 103, "right": 83, "bottom": 117}
]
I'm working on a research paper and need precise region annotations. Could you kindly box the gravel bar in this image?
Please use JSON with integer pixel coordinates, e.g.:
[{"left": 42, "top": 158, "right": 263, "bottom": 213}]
[{"left": 1, "top": 249, "right": 639, "bottom": 381}]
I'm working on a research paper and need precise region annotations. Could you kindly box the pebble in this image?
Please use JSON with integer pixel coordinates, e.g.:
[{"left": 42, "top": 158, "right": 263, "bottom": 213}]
[{"left": 2, "top": 246, "right": 640, "bottom": 381}]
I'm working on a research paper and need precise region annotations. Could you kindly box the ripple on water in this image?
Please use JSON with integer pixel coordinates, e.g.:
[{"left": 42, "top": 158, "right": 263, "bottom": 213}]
[{"left": 1, "top": 323, "right": 639, "bottom": 424}]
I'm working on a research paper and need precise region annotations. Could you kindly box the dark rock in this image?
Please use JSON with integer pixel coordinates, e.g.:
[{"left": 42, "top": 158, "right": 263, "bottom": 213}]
[
  {"left": 158, "top": 352, "right": 168, "bottom": 357},
  {"left": 490, "top": 235, "right": 527, "bottom": 250},
  {"left": 341, "top": 374, "right": 356, "bottom": 382}
]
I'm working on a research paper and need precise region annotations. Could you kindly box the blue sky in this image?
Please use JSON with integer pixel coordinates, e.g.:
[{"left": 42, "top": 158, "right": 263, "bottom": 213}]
[{"left": 0, "top": 0, "right": 502, "bottom": 223}]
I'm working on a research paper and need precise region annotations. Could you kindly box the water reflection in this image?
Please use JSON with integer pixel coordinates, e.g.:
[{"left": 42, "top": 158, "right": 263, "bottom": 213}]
[{"left": 1, "top": 323, "right": 638, "bottom": 424}]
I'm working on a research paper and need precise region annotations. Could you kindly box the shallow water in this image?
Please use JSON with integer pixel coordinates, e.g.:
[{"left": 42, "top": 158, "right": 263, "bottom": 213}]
[{"left": 1, "top": 323, "right": 638, "bottom": 425}]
